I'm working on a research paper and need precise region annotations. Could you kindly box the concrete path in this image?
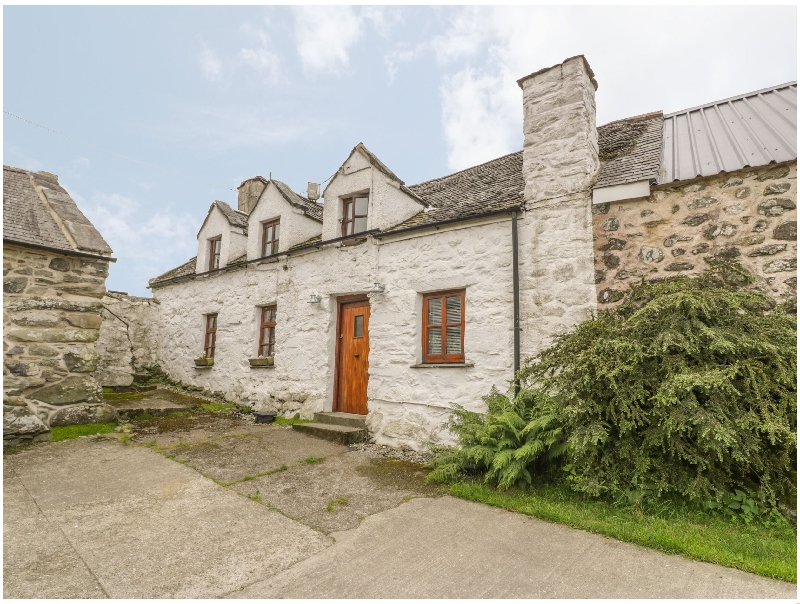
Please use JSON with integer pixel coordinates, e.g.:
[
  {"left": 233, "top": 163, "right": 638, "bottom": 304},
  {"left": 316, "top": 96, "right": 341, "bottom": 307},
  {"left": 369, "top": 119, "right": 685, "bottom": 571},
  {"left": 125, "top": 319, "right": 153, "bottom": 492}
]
[{"left": 4, "top": 433, "right": 796, "bottom": 599}]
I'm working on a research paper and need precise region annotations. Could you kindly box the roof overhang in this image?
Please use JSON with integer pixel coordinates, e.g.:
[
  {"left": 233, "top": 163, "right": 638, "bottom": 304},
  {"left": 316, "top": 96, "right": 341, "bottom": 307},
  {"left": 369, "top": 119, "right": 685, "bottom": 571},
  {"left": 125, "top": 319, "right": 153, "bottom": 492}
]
[{"left": 592, "top": 179, "right": 650, "bottom": 205}]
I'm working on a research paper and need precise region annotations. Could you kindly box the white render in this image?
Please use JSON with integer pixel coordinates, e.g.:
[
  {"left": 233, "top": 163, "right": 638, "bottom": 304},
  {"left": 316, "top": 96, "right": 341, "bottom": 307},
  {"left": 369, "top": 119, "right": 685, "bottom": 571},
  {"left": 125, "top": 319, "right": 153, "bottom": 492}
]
[
  {"left": 196, "top": 205, "right": 247, "bottom": 273},
  {"left": 246, "top": 183, "right": 322, "bottom": 259}
]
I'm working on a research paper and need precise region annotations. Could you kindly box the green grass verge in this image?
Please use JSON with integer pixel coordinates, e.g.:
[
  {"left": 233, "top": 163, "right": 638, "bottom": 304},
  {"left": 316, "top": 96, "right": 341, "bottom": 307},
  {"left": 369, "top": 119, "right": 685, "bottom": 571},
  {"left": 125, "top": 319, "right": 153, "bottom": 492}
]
[
  {"left": 50, "top": 423, "right": 117, "bottom": 442},
  {"left": 450, "top": 481, "right": 796, "bottom": 583},
  {"left": 274, "top": 416, "right": 313, "bottom": 426}
]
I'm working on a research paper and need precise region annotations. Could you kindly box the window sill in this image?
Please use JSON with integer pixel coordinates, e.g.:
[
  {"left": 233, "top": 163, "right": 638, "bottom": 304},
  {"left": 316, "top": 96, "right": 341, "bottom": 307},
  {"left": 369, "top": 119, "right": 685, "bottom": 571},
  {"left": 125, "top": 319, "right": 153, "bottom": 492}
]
[
  {"left": 410, "top": 362, "right": 474, "bottom": 368},
  {"left": 194, "top": 365, "right": 213, "bottom": 370},
  {"left": 258, "top": 257, "right": 279, "bottom": 265},
  {"left": 249, "top": 357, "right": 275, "bottom": 368}
]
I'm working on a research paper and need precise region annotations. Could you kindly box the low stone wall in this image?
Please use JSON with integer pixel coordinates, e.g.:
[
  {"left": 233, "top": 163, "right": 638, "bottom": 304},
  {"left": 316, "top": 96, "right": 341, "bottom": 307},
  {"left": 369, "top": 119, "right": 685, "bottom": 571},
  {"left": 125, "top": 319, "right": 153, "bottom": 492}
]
[
  {"left": 594, "top": 162, "right": 797, "bottom": 305},
  {"left": 96, "top": 292, "right": 160, "bottom": 387},
  {"left": 3, "top": 244, "right": 114, "bottom": 445}
]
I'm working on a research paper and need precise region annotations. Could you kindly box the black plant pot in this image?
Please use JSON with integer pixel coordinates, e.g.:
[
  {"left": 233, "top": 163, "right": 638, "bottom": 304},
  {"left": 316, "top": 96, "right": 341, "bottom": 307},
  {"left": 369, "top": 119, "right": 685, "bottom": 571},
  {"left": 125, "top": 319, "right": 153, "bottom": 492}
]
[{"left": 253, "top": 412, "right": 277, "bottom": 424}]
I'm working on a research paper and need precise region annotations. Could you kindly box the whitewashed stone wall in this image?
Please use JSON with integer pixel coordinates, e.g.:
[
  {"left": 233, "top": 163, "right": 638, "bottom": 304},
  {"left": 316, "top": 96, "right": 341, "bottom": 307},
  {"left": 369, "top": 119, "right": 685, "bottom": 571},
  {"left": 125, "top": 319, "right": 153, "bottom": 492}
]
[
  {"left": 96, "top": 292, "right": 161, "bottom": 387},
  {"left": 153, "top": 216, "right": 517, "bottom": 449}
]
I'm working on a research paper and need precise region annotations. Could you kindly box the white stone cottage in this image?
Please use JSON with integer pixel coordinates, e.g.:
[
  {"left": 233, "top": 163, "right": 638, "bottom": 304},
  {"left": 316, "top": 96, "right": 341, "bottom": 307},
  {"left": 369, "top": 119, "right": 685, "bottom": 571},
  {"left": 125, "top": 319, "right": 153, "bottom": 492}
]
[{"left": 149, "top": 56, "right": 797, "bottom": 449}]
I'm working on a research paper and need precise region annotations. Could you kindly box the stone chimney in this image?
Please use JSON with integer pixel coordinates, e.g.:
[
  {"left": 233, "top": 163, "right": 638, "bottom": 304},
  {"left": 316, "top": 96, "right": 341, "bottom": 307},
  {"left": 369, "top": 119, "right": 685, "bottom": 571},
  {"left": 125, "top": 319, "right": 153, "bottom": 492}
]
[
  {"left": 237, "top": 176, "right": 268, "bottom": 214},
  {"left": 516, "top": 55, "right": 599, "bottom": 360},
  {"left": 517, "top": 55, "right": 599, "bottom": 204}
]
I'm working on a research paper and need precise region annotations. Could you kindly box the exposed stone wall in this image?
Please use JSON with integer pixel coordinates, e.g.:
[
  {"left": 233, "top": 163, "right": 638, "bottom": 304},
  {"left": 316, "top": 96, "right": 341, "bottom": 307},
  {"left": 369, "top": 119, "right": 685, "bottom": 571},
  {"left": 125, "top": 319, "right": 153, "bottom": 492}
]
[
  {"left": 3, "top": 244, "right": 114, "bottom": 445},
  {"left": 96, "top": 292, "right": 161, "bottom": 387},
  {"left": 152, "top": 216, "right": 517, "bottom": 450},
  {"left": 594, "top": 162, "right": 797, "bottom": 305}
]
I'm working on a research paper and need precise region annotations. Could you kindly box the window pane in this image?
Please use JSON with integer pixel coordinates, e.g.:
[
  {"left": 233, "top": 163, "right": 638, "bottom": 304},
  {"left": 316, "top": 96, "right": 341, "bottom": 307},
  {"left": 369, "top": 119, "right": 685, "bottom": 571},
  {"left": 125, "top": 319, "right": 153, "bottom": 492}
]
[
  {"left": 446, "top": 295, "right": 462, "bottom": 324},
  {"left": 446, "top": 326, "right": 462, "bottom": 355},
  {"left": 355, "top": 197, "right": 368, "bottom": 215},
  {"left": 345, "top": 221, "right": 353, "bottom": 235},
  {"left": 265, "top": 225, "right": 273, "bottom": 241},
  {"left": 427, "top": 297, "right": 442, "bottom": 325},
  {"left": 345, "top": 201, "right": 353, "bottom": 219},
  {"left": 274, "top": 223, "right": 280, "bottom": 241},
  {"left": 354, "top": 315, "right": 364, "bottom": 337},
  {"left": 427, "top": 327, "right": 442, "bottom": 355},
  {"left": 354, "top": 217, "right": 367, "bottom": 233}
]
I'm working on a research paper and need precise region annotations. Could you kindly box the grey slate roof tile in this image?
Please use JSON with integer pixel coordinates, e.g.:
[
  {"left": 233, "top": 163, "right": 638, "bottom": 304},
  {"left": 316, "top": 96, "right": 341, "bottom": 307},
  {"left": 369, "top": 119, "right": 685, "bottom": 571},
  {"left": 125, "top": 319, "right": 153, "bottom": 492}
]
[
  {"left": 214, "top": 200, "right": 249, "bottom": 231},
  {"left": 271, "top": 180, "right": 323, "bottom": 222},
  {"left": 3, "top": 165, "right": 112, "bottom": 255},
  {"left": 595, "top": 111, "right": 663, "bottom": 188},
  {"left": 148, "top": 256, "right": 197, "bottom": 286}
]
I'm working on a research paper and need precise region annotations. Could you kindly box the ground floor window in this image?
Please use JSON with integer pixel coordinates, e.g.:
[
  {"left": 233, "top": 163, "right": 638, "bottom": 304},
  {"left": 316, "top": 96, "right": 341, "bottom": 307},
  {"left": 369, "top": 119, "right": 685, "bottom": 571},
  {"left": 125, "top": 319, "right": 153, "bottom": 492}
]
[
  {"left": 204, "top": 314, "right": 217, "bottom": 357},
  {"left": 258, "top": 306, "right": 276, "bottom": 357},
  {"left": 422, "top": 289, "right": 465, "bottom": 363}
]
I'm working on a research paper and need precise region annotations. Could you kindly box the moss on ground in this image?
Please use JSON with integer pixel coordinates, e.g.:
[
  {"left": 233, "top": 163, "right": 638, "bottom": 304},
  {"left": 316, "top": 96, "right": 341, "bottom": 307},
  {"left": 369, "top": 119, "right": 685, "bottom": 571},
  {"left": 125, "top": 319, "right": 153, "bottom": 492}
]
[{"left": 50, "top": 423, "right": 117, "bottom": 442}]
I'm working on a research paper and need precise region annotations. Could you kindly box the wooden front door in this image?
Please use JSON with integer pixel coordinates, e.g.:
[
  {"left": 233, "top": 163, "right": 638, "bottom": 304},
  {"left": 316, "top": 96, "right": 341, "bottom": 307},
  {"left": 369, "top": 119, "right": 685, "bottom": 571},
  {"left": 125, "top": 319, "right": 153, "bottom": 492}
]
[{"left": 334, "top": 298, "right": 370, "bottom": 415}]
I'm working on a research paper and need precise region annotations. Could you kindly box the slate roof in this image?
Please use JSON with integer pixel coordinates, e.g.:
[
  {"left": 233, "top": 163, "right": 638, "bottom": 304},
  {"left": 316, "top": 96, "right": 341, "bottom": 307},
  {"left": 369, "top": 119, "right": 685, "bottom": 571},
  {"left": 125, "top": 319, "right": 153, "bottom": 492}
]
[
  {"left": 148, "top": 256, "right": 197, "bottom": 286},
  {"left": 271, "top": 180, "right": 323, "bottom": 222},
  {"left": 214, "top": 200, "right": 249, "bottom": 231},
  {"left": 595, "top": 112, "right": 663, "bottom": 188},
  {"left": 3, "top": 165, "right": 113, "bottom": 256}
]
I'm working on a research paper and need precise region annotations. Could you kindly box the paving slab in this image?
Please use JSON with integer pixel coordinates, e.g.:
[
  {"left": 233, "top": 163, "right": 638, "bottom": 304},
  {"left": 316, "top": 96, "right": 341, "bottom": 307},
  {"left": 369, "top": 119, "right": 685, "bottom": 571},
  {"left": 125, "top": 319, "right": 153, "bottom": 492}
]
[
  {"left": 229, "top": 496, "right": 797, "bottom": 599},
  {"left": 158, "top": 426, "right": 346, "bottom": 484},
  {"left": 232, "top": 451, "right": 447, "bottom": 532},
  {"left": 4, "top": 437, "right": 331, "bottom": 598}
]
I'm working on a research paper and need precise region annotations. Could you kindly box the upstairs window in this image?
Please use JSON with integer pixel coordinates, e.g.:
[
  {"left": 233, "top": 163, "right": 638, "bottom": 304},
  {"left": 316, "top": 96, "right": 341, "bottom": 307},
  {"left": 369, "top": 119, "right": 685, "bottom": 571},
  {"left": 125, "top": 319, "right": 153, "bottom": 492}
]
[
  {"left": 261, "top": 219, "right": 280, "bottom": 257},
  {"left": 342, "top": 195, "right": 368, "bottom": 237},
  {"left": 422, "top": 290, "right": 465, "bottom": 363},
  {"left": 258, "top": 306, "right": 277, "bottom": 357},
  {"left": 204, "top": 314, "right": 218, "bottom": 358},
  {"left": 208, "top": 237, "right": 221, "bottom": 270}
]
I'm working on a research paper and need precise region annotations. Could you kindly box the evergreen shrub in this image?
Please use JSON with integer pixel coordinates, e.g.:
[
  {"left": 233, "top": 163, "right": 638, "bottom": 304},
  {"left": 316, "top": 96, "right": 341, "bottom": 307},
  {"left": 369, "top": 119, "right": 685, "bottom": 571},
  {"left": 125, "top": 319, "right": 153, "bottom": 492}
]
[{"left": 430, "top": 263, "right": 797, "bottom": 517}]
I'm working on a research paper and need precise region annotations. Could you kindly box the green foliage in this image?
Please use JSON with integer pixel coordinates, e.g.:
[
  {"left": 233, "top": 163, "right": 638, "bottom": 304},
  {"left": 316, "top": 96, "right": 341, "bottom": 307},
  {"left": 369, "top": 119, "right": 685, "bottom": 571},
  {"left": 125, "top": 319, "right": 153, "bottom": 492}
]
[
  {"left": 300, "top": 456, "right": 324, "bottom": 465},
  {"left": 427, "top": 388, "right": 568, "bottom": 489},
  {"left": 518, "top": 264, "right": 796, "bottom": 514},
  {"left": 238, "top": 405, "right": 253, "bottom": 414},
  {"left": 198, "top": 402, "right": 235, "bottom": 414},
  {"left": 326, "top": 496, "right": 349, "bottom": 512},
  {"left": 50, "top": 423, "right": 117, "bottom": 442}
]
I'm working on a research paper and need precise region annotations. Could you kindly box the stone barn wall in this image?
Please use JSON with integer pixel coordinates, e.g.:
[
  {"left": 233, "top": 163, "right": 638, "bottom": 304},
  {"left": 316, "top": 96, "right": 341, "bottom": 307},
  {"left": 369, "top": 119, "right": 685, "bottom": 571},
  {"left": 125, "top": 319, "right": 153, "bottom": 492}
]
[
  {"left": 3, "top": 244, "right": 115, "bottom": 445},
  {"left": 593, "top": 161, "right": 797, "bottom": 305},
  {"left": 96, "top": 292, "right": 161, "bottom": 387}
]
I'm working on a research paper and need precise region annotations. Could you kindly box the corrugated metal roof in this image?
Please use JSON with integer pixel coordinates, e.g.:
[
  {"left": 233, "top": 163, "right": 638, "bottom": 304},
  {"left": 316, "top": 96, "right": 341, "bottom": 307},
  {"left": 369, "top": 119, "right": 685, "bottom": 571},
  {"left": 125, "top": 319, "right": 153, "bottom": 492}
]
[{"left": 659, "top": 82, "right": 797, "bottom": 184}]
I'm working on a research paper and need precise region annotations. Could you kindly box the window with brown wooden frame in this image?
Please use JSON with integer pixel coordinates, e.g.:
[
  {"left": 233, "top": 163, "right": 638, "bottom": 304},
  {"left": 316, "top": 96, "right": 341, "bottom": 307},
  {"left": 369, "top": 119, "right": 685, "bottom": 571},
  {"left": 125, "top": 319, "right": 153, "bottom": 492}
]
[
  {"left": 208, "top": 237, "right": 222, "bottom": 271},
  {"left": 341, "top": 195, "right": 369, "bottom": 237},
  {"left": 258, "top": 305, "right": 277, "bottom": 357},
  {"left": 204, "top": 313, "right": 218, "bottom": 358},
  {"left": 261, "top": 219, "right": 280, "bottom": 257},
  {"left": 422, "top": 290, "right": 465, "bottom": 363}
]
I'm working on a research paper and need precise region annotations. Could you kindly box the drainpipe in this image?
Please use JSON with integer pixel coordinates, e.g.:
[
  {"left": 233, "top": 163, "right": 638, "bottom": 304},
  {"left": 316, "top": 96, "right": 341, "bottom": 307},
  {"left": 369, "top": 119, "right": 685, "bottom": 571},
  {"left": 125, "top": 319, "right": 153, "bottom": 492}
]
[{"left": 511, "top": 211, "right": 521, "bottom": 398}]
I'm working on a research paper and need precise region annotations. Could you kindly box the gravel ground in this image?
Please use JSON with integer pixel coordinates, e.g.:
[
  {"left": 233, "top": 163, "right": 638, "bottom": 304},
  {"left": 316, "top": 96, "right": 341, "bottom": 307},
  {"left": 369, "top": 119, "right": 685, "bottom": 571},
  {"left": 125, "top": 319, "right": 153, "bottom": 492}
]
[{"left": 349, "top": 442, "right": 434, "bottom": 465}]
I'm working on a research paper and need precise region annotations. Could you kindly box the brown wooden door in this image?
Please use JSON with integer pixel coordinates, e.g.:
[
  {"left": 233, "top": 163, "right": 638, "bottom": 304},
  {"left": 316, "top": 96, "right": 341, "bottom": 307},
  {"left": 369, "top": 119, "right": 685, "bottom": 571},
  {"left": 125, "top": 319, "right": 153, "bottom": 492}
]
[{"left": 335, "top": 299, "right": 370, "bottom": 415}]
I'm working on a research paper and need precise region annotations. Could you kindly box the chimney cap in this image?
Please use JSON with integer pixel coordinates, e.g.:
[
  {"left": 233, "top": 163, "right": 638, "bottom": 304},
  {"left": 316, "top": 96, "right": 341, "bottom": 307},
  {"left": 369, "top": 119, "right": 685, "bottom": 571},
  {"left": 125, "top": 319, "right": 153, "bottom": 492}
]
[{"left": 517, "top": 55, "right": 598, "bottom": 91}]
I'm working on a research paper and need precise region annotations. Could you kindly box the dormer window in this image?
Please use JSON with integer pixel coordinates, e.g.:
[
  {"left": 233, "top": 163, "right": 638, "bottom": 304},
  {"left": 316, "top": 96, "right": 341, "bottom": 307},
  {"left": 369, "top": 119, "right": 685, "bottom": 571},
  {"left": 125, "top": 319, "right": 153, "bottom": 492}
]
[
  {"left": 209, "top": 237, "right": 222, "bottom": 270},
  {"left": 261, "top": 219, "right": 280, "bottom": 257},
  {"left": 342, "top": 195, "right": 368, "bottom": 237}
]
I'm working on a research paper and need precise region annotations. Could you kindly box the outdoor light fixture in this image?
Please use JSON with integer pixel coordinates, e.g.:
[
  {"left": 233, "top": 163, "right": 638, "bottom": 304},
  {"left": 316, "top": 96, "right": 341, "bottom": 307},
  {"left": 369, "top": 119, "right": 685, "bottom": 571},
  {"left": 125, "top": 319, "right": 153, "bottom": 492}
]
[
  {"left": 308, "top": 294, "right": 322, "bottom": 304},
  {"left": 370, "top": 282, "right": 386, "bottom": 293}
]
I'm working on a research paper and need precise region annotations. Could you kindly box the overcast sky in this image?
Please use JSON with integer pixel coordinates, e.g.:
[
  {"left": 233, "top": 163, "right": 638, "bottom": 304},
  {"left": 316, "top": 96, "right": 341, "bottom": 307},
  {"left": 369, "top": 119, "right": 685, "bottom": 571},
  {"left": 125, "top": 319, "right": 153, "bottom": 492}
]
[{"left": 4, "top": 5, "right": 797, "bottom": 296}]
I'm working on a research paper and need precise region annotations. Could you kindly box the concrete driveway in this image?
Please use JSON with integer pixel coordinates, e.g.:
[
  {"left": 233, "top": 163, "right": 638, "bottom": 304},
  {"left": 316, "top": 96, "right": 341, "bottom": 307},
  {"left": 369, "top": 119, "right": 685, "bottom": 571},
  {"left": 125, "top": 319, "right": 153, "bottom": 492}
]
[{"left": 4, "top": 423, "right": 796, "bottom": 599}]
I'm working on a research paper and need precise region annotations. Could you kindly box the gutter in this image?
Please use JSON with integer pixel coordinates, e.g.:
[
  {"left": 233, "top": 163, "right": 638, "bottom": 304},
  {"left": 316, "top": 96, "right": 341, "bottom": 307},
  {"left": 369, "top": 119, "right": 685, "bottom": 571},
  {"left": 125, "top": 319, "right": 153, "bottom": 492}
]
[
  {"left": 3, "top": 239, "right": 117, "bottom": 262},
  {"left": 373, "top": 206, "right": 522, "bottom": 240}
]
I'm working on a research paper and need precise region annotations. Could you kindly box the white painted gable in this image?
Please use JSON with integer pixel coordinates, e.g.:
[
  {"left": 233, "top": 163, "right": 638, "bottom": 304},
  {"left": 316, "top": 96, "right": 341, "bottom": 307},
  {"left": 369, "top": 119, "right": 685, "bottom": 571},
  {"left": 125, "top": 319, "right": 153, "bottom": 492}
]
[
  {"left": 247, "top": 182, "right": 323, "bottom": 260},
  {"left": 196, "top": 204, "right": 247, "bottom": 273},
  {"left": 322, "top": 144, "right": 425, "bottom": 240}
]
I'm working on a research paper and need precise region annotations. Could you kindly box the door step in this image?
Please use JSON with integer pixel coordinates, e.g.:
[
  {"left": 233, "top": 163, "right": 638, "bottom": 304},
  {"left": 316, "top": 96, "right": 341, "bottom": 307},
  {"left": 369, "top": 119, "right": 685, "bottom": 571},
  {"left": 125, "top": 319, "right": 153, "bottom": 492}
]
[
  {"left": 313, "top": 412, "right": 367, "bottom": 429},
  {"left": 292, "top": 422, "right": 366, "bottom": 445}
]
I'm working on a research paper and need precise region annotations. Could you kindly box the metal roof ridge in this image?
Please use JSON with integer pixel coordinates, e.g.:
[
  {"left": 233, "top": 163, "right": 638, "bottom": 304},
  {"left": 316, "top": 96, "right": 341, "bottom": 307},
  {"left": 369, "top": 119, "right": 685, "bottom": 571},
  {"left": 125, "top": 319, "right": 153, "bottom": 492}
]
[{"left": 664, "top": 81, "right": 798, "bottom": 118}]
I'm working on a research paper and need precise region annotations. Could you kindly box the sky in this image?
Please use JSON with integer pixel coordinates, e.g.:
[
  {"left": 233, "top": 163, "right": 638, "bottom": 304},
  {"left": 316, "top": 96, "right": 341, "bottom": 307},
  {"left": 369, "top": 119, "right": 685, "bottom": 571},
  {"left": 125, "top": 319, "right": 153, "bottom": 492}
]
[{"left": 4, "top": 5, "right": 797, "bottom": 297}]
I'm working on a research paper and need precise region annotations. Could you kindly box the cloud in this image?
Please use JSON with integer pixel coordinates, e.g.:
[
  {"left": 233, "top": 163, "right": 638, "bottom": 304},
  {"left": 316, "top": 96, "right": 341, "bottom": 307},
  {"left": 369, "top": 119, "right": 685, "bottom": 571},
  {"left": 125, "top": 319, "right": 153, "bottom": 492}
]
[
  {"left": 199, "top": 44, "right": 223, "bottom": 81},
  {"left": 384, "top": 45, "right": 424, "bottom": 84},
  {"left": 236, "top": 23, "right": 284, "bottom": 83}
]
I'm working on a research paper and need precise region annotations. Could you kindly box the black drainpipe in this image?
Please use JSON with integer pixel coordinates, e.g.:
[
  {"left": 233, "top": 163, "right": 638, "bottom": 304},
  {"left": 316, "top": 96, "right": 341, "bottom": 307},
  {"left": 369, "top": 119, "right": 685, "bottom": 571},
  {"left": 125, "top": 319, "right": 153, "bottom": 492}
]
[{"left": 511, "top": 210, "right": 521, "bottom": 398}]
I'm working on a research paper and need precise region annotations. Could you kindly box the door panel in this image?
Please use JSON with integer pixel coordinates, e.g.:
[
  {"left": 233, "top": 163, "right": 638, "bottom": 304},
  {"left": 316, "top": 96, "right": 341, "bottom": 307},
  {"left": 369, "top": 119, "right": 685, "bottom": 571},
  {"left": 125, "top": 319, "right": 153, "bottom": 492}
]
[{"left": 335, "top": 300, "right": 370, "bottom": 415}]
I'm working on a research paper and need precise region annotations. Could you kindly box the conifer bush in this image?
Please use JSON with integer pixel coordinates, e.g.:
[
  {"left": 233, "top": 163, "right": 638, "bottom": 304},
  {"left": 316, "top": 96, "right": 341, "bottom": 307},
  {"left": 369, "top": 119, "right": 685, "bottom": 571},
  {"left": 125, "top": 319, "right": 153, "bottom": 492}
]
[{"left": 431, "top": 263, "right": 797, "bottom": 517}]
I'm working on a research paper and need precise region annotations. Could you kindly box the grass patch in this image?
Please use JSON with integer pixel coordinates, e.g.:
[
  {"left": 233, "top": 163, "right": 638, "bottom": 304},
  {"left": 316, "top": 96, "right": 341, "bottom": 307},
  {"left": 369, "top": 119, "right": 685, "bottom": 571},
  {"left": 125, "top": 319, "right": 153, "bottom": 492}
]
[
  {"left": 300, "top": 456, "right": 324, "bottom": 465},
  {"left": 50, "top": 423, "right": 117, "bottom": 442},
  {"left": 198, "top": 402, "right": 236, "bottom": 414},
  {"left": 133, "top": 412, "right": 154, "bottom": 421},
  {"left": 326, "top": 496, "right": 349, "bottom": 512},
  {"left": 450, "top": 480, "right": 797, "bottom": 582},
  {"left": 274, "top": 416, "right": 313, "bottom": 426}
]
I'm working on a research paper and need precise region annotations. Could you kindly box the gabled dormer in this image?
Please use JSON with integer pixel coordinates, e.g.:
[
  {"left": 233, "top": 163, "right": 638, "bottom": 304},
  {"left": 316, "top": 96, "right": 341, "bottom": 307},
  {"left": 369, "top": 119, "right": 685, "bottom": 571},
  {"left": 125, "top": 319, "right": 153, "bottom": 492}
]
[
  {"left": 245, "top": 179, "right": 323, "bottom": 260},
  {"left": 321, "top": 143, "right": 428, "bottom": 240},
  {"left": 196, "top": 200, "right": 248, "bottom": 273}
]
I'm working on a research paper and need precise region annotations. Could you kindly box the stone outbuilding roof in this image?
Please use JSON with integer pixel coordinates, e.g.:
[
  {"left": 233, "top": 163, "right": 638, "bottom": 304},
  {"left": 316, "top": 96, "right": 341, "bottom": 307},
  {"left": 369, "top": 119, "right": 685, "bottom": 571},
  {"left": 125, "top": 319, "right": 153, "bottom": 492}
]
[
  {"left": 149, "top": 256, "right": 197, "bottom": 285},
  {"left": 3, "top": 165, "right": 113, "bottom": 258}
]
